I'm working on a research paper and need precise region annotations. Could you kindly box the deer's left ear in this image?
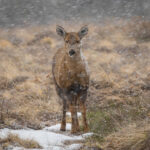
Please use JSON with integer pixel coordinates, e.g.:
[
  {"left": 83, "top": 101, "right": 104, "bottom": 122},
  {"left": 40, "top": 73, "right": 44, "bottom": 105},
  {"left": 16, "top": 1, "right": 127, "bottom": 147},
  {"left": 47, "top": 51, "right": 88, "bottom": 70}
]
[
  {"left": 56, "top": 25, "right": 66, "bottom": 38},
  {"left": 78, "top": 25, "right": 88, "bottom": 39}
]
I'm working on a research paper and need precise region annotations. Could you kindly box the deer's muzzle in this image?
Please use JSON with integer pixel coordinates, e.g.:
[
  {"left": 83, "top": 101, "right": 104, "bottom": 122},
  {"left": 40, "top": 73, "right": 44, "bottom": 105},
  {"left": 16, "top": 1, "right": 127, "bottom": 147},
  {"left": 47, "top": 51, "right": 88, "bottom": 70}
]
[{"left": 69, "top": 49, "right": 76, "bottom": 56}]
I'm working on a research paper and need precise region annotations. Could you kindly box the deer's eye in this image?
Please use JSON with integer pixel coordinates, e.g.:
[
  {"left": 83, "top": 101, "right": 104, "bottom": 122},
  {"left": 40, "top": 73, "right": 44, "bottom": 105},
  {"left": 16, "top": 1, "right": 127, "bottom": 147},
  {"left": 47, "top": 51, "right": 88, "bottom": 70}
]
[
  {"left": 65, "top": 40, "right": 69, "bottom": 43},
  {"left": 76, "top": 40, "right": 80, "bottom": 43}
]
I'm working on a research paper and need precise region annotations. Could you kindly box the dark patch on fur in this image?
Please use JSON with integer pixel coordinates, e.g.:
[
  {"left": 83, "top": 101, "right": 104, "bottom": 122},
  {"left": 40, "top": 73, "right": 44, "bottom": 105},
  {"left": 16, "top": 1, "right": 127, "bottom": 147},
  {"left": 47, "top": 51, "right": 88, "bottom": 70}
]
[
  {"left": 66, "top": 84, "right": 88, "bottom": 95},
  {"left": 54, "top": 82, "right": 88, "bottom": 102}
]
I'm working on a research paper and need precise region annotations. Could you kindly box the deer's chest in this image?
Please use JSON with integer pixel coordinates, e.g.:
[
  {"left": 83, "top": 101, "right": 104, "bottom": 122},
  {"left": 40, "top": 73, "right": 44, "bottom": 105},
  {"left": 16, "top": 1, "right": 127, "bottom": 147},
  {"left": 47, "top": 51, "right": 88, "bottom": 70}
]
[{"left": 59, "top": 60, "right": 89, "bottom": 88}]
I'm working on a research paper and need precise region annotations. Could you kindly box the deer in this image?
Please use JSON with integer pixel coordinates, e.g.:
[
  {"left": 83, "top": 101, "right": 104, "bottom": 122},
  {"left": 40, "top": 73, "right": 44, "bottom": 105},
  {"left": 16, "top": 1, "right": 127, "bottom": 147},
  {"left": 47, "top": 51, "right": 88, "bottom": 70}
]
[{"left": 52, "top": 25, "right": 89, "bottom": 134}]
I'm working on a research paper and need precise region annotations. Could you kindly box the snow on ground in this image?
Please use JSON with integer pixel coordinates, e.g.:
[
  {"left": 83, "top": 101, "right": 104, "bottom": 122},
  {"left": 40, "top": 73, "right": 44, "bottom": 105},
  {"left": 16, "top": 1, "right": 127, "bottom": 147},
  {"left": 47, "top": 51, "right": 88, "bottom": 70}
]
[{"left": 0, "top": 112, "right": 93, "bottom": 150}]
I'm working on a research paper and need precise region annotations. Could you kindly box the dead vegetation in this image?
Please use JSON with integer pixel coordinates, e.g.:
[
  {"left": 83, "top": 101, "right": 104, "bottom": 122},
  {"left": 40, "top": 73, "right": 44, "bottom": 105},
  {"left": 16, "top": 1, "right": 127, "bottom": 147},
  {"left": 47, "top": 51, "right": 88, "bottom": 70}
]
[
  {"left": 0, "top": 133, "right": 41, "bottom": 149},
  {"left": 125, "top": 17, "right": 150, "bottom": 42},
  {"left": 101, "top": 124, "right": 150, "bottom": 150},
  {"left": 0, "top": 18, "right": 150, "bottom": 149}
]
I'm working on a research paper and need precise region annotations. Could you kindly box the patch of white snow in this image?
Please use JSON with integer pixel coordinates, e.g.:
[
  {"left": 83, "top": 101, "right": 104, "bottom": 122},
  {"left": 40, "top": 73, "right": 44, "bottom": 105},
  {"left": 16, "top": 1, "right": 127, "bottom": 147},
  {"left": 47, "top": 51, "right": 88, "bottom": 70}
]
[{"left": 0, "top": 123, "right": 93, "bottom": 150}]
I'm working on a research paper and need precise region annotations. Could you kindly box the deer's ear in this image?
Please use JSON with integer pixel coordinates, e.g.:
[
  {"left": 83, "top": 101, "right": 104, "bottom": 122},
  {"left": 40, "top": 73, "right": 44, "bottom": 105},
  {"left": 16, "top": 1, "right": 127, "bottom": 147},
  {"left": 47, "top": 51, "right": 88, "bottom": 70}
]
[
  {"left": 56, "top": 25, "right": 66, "bottom": 38},
  {"left": 78, "top": 25, "right": 88, "bottom": 39}
]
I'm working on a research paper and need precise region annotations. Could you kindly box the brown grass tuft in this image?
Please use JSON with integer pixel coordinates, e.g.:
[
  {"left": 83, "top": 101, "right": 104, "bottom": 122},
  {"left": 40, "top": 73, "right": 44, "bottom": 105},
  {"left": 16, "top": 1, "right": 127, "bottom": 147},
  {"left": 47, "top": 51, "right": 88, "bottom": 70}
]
[
  {"left": 101, "top": 124, "right": 150, "bottom": 150},
  {"left": 0, "top": 133, "right": 41, "bottom": 149},
  {"left": 0, "top": 40, "right": 14, "bottom": 48}
]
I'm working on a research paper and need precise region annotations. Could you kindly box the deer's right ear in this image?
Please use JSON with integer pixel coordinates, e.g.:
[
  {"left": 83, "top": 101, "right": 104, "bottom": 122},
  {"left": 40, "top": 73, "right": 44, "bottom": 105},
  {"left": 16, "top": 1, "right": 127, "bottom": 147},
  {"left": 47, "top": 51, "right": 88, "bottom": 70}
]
[
  {"left": 56, "top": 25, "right": 66, "bottom": 38},
  {"left": 78, "top": 25, "right": 88, "bottom": 39}
]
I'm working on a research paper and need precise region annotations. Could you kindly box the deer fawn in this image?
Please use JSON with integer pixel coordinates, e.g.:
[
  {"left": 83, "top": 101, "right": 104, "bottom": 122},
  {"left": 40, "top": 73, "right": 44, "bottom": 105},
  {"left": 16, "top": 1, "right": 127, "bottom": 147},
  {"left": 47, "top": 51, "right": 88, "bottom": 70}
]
[{"left": 52, "top": 25, "right": 89, "bottom": 134}]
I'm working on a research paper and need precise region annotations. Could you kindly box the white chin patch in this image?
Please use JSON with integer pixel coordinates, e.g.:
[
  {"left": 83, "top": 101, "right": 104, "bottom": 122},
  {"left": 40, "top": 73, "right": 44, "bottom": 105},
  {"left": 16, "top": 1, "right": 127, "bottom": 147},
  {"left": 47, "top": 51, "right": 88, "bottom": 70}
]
[{"left": 69, "top": 54, "right": 75, "bottom": 58}]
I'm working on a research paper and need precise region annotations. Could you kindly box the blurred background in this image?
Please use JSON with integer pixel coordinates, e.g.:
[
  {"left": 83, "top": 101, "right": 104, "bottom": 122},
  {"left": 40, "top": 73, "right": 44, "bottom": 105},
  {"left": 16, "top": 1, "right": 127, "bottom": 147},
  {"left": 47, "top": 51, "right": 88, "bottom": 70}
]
[
  {"left": 0, "top": 0, "right": 150, "bottom": 150},
  {"left": 0, "top": 0, "right": 150, "bottom": 27}
]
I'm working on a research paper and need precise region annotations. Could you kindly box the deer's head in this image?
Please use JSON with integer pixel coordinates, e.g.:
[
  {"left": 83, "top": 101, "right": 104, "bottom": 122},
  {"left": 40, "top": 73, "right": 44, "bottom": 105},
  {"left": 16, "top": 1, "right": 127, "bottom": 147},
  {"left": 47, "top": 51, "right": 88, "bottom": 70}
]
[{"left": 56, "top": 25, "right": 88, "bottom": 58}]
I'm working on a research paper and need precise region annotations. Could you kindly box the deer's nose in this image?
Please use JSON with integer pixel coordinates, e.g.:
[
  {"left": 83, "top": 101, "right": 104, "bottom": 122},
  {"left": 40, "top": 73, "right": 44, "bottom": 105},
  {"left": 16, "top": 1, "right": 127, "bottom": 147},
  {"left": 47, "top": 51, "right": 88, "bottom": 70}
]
[{"left": 69, "top": 49, "right": 76, "bottom": 56}]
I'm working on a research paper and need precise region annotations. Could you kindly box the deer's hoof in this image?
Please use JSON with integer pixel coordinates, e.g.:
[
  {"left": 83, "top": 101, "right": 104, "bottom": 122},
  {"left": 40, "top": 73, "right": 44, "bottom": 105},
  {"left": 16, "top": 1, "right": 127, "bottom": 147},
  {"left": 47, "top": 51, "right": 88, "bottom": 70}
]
[
  {"left": 71, "top": 129, "right": 78, "bottom": 134},
  {"left": 60, "top": 129, "right": 66, "bottom": 131},
  {"left": 60, "top": 126, "right": 66, "bottom": 131},
  {"left": 84, "top": 127, "right": 89, "bottom": 133}
]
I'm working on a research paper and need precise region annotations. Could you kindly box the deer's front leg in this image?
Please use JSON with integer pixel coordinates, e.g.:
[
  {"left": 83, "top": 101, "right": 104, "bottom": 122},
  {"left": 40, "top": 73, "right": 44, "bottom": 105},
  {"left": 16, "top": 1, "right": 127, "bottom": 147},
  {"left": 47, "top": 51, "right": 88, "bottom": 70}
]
[
  {"left": 74, "top": 99, "right": 80, "bottom": 132},
  {"left": 70, "top": 103, "right": 76, "bottom": 133},
  {"left": 60, "top": 100, "right": 66, "bottom": 131},
  {"left": 69, "top": 99, "right": 79, "bottom": 134},
  {"left": 80, "top": 101, "right": 89, "bottom": 132}
]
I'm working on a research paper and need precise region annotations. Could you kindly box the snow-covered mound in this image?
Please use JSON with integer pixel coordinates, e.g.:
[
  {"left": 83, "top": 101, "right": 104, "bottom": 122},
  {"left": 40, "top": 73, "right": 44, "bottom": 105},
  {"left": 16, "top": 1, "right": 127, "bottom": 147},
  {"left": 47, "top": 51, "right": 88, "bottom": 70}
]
[{"left": 0, "top": 123, "right": 93, "bottom": 150}]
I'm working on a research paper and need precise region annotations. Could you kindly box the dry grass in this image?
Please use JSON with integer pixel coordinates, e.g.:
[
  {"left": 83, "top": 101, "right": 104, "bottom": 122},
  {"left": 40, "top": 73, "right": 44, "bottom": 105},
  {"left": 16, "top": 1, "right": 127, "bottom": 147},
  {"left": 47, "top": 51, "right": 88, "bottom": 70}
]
[
  {"left": 101, "top": 124, "right": 150, "bottom": 150},
  {"left": 0, "top": 133, "right": 41, "bottom": 149},
  {"left": 83, "top": 93, "right": 150, "bottom": 149},
  {"left": 0, "top": 18, "right": 150, "bottom": 149},
  {"left": 83, "top": 124, "right": 150, "bottom": 150},
  {"left": 124, "top": 17, "right": 150, "bottom": 41}
]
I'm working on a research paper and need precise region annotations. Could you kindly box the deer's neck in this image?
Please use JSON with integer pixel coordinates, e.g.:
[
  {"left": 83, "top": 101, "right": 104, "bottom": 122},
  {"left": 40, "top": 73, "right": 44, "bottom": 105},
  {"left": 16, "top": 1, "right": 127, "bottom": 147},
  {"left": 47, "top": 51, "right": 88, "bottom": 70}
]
[{"left": 64, "top": 49, "right": 87, "bottom": 76}]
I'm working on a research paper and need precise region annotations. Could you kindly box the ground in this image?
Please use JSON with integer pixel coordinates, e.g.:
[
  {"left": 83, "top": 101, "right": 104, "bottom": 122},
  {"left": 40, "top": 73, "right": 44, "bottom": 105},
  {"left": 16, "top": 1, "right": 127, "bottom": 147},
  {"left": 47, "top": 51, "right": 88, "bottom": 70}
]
[
  {"left": 0, "top": 113, "right": 93, "bottom": 150},
  {"left": 0, "top": 18, "right": 150, "bottom": 149}
]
